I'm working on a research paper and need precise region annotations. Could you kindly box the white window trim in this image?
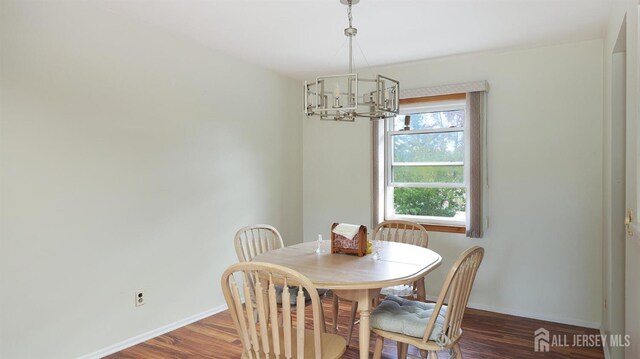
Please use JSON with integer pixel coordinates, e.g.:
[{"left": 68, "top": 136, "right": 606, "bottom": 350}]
[{"left": 383, "top": 100, "right": 468, "bottom": 226}]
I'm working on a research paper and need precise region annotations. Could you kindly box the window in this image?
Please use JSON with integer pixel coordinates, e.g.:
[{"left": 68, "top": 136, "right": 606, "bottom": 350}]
[
  {"left": 373, "top": 83, "right": 487, "bottom": 237},
  {"left": 384, "top": 99, "right": 468, "bottom": 228}
]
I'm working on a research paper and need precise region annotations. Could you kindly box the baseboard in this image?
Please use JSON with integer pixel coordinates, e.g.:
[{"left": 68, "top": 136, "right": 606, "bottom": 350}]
[
  {"left": 78, "top": 304, "right": 228, "bottom": 359},
  {"left": 425, "top": 295, "right": 600, "bottom": 329},
  {"left": 601, "top": 327, "right": 611, "bottom": 359}
]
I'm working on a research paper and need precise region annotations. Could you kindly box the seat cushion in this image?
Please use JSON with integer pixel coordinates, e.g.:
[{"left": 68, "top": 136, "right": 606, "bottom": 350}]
[
  {"left": 370, "top": 295, "right": 447, "bottom": 340},
  {"left": 380, "top": 284, "right": 414, "bottom": 297},
  {"left": 275, "top": 285, "right": 306, "bottom": 305},
  {"left": 275, "top": 286, "right": 328, "bottom": 305}
]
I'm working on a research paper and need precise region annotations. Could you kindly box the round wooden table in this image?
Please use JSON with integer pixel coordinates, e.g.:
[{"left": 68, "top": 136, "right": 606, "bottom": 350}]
[{"left": 252, "top": 240, "right": 442, "bottom": 359}]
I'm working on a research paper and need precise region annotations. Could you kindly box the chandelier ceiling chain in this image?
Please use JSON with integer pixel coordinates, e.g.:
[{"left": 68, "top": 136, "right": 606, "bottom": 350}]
[
  {"left": 345, "top": 1, "right": 355, "bottom": 74},
  {"left": 304, "top": 0, "right": 400, "bottom": 122}
]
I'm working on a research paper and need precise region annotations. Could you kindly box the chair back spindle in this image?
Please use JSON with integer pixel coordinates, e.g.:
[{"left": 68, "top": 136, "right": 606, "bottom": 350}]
[{"left": 373, "top": 220, "right": 429, "bottom": 248}]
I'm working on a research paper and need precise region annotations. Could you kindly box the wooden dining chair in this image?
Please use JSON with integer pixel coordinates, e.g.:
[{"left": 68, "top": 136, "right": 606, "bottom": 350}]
[
  {"left": 234, "top": 224, "right": 285, "bottom": 262},
  {"left": 375, "top": 220, "right": 430, "bottom": 247},
  {"left": 221, "top": 262, "right": 347, "bottom": 359},
  {"left": 335, "top": 220, "right": 430, "bottom": 346},
  {"left": 369, "top": 246, "right": 485, "bottom": 359},
  {"left": 234, "top": 224, "right": 330, "bottom": 320},
  {"left": 374, "top": 220, "right": 430, "bottom": 301}
]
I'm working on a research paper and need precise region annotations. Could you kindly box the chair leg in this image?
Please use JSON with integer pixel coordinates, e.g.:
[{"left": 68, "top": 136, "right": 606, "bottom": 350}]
[
  {"left": 415, "top": 279, "right": 426, "bottom": 302},
  {"left": 346, "top": 301, "right": 358, "bottom": 347},
  {"left": 373, "top": 335, "right": 384, "bottom": 359},
  {"left": 397, "top": 342, "right": 408, "bottom": 359},
  {"left": 453, "top": 343, "right": 463, "bottom": 358},
  {"left": 331, "top": 295, "right": 339, "bottom": 334},
  {"left": 429, "top": 350, "right": 438, "bottom": 359}
]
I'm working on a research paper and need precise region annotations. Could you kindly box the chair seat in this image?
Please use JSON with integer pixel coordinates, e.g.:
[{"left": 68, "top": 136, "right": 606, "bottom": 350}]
[
  {"left": 370, "top": 295, "right": 448, "bottom": 340},
  {"left": 241, "top": 329, "right": 346, "bottom": 359}
]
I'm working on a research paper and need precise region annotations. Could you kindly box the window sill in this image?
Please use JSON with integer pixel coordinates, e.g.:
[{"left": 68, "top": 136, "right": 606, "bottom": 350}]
[{"left": 420, "top": 223, "right": 466, "bottom": 234}]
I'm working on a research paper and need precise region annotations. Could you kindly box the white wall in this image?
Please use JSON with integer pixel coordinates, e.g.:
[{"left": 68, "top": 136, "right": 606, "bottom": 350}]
[
  {"left": 0, "top": 2, "right": 302, "bottom": 358},
  {"left": 303, "top": 40, "right": 604, "bottom": 327}
]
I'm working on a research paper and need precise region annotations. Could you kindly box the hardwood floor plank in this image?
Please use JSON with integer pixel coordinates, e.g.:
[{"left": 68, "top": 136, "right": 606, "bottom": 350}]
[{"left": 107, "top": 294, "right": 604, "bottom": 358}]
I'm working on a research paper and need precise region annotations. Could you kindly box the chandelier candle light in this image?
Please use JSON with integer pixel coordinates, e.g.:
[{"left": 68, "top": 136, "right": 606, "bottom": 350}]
[{"left": 304, "top": 0, "right": 400, "bottom": 121}]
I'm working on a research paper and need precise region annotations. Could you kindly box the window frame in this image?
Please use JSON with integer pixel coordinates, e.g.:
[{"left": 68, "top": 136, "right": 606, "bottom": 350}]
[{"left": 383, "top": 100, "right": 468, "bottom": 227}]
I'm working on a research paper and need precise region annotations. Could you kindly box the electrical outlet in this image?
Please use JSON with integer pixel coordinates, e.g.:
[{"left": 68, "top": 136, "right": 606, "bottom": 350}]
[{"left": 135, "top": 290, "right": 145, "bottom": 307}]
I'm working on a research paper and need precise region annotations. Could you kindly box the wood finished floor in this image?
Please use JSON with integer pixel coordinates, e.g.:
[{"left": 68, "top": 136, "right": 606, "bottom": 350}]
[{"left": 108, "top": 294, "right": 604, "bottom": 359}]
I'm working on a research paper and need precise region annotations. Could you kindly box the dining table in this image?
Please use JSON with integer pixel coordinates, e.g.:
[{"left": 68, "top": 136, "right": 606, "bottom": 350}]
[{"left": 252, "top": 239, "right": 442, "bottom": 359}]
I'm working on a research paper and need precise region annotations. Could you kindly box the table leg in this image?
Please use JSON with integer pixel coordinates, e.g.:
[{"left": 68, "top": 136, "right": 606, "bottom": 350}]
[
  {"left": 358, "top": 296, "right": 371, "bottom": 359},
  {"left": 332, "top": 288, "right": 381, "bottom": 359}
]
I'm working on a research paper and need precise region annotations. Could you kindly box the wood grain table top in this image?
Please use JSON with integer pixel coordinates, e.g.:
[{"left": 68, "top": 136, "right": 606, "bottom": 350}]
[{"left": 252, "top": 241, "right": 442, "bottom": 290}]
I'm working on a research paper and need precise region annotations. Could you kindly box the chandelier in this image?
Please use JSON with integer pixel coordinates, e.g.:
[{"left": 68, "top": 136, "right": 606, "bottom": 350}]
[{"left": 304, "top": 0, "right": 400, "bottom": 122}]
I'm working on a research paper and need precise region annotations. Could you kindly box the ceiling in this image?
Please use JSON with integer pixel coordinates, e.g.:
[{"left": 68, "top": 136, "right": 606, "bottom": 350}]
[{"left": 98, "top": 0, "right": 614, "bottom": 80}]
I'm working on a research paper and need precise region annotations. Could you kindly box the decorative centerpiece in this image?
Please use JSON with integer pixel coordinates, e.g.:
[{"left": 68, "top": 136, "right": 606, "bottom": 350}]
[{"left": 330, "top": 223, "right": 367, "bottom": 256}]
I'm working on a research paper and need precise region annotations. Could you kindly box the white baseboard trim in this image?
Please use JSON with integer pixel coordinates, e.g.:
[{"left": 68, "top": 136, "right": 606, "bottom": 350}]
[
  {"left": 425, "top": 295, "right": 600, "bottom": 329},
  {"left": 601, "top": 327, "right": 611, "bottom": 359},
  {"left": 78, "top": 304, "right": 228, "bottom": 359}
]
